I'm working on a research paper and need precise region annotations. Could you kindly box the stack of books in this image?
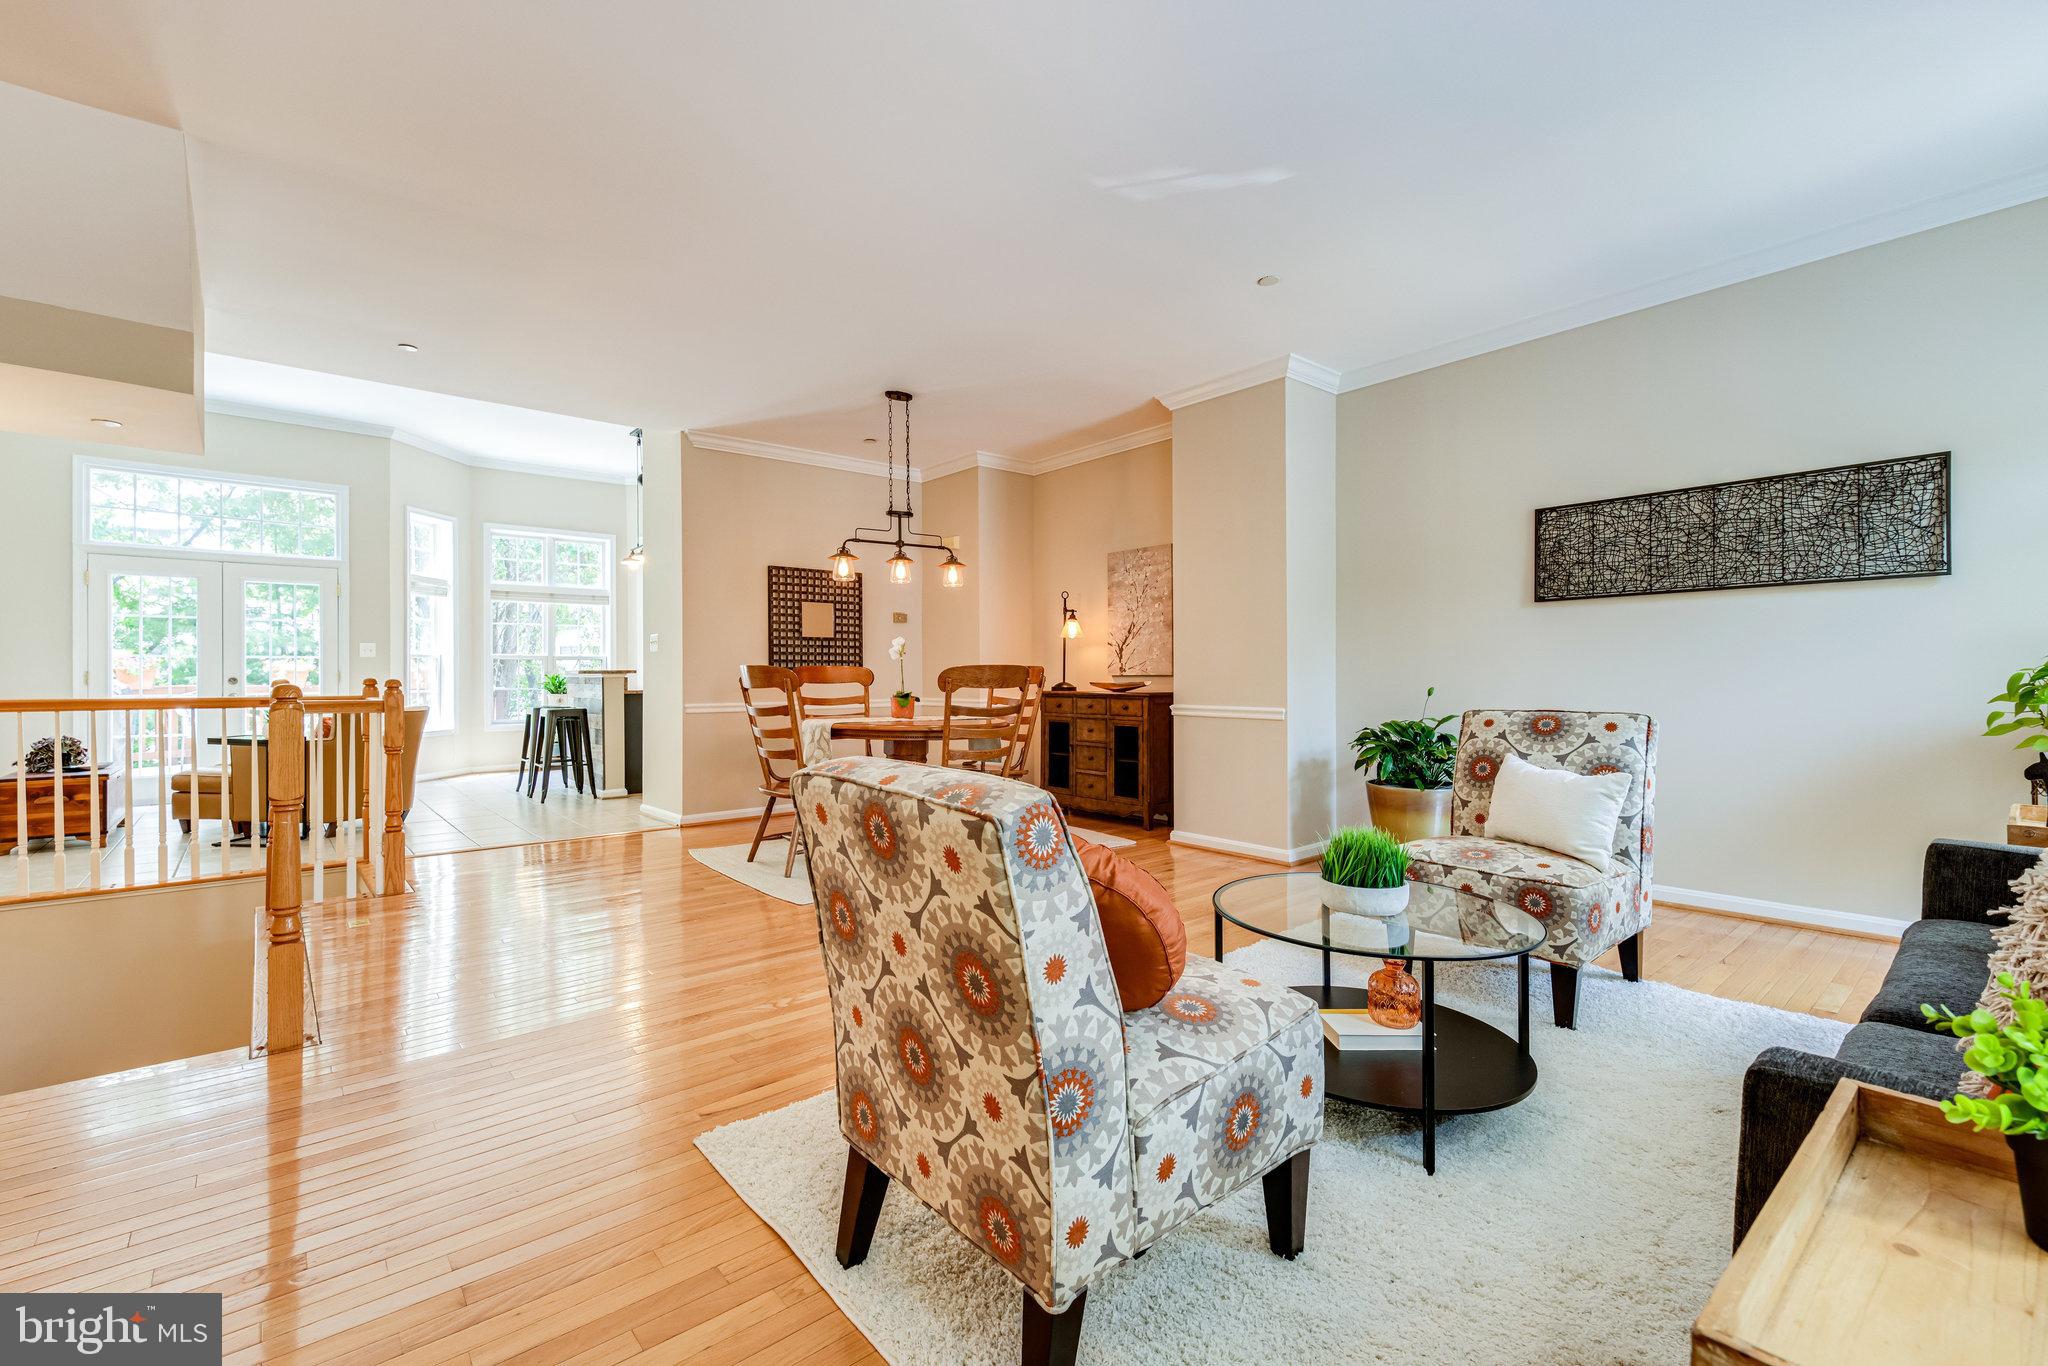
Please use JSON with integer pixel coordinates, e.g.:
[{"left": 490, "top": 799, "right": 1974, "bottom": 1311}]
[{"left": 1320, "top": 1008, "right": 1422, "bottom": 1051}]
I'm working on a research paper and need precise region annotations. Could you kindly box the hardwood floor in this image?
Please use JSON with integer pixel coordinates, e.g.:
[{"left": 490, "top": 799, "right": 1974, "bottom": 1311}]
[{"left": 0, "top": 819, "right": 1892, "bottom": 1363}]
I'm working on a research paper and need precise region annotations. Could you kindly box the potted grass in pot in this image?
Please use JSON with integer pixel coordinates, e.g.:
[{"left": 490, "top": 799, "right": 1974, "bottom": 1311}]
[
  {"left": 1319, "top": 826, "right": 1411, "bottom": 918},
  {"left": 1923, "top": 973, "right": 2048, "bottom": 1250},
  {"left": 1349, "top": 687, "right": 1457, "bottom": 842}
]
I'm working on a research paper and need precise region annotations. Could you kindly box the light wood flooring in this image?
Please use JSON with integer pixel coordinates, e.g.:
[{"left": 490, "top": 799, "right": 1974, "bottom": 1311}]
[{"left": 0, "top": 819, "right": 1894, "bottom": 1363}]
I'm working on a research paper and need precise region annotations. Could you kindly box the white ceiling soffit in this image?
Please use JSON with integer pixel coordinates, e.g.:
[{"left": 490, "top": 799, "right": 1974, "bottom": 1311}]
[
  {"left": 3, "top": 3, "right": 2047, "bottom": 456},
  {"left": 205, "top": 354, "right": 637, "bottom": 482}
]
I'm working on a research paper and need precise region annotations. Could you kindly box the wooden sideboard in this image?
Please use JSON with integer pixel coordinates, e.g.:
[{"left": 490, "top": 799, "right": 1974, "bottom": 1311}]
[{"left": 1040, "top": 690, "right": 1171, "bottom": 829}]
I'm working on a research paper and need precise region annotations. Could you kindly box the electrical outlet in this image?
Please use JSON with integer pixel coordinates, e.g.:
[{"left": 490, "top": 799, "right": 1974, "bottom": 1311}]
[{"left": 359, "top": 643, "right": 377, "bottom": 658}]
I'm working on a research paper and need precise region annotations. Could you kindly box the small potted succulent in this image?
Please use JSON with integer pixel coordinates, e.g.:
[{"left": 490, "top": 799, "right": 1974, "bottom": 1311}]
[
  {"left": 1349, "top": 687, "right": 1457, "bottom": 842},
  {"left": 887, "top": 636, "right": 917, "bottom": 719},
  {"left": 541, "top": 673, "right": 570, "bottom": 698},
  {"left": 1923, "top": 973, "right": 2048, "bottom": 1250},
  {"left": 1319, "top": 826, "right": 1411, "bottom": 918}
]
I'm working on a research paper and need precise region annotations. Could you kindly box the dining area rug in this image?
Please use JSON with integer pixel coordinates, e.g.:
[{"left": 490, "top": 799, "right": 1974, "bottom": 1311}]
[{"left": 694, "top": 938, "right": 1848, "bottom": 1364}]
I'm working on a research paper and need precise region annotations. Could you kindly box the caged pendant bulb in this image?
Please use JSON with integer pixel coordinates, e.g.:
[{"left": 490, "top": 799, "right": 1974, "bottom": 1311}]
[
  {"left": 832, "top": 545, "right": 858, "bottom": 580},
  {"left": 888, "top": 551, "right": 914, "bottom": 584}
]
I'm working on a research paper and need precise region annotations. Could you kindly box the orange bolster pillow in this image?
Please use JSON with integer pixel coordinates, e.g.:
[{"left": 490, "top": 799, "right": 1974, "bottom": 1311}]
[{"left": 1070, "top": 834, "right": 1187, "bottom": 1011}]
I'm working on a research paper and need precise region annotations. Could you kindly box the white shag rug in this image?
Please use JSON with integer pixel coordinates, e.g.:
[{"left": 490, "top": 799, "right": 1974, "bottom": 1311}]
[
  {"left": 690, "top": 842, "right": 811, "bottom": 904},
  {"left": 1069, "top": 827, "right": 1137, "bottom": 849},
  {"left": 696, "top": 938, "right": 1850, "bottom": 1364}
]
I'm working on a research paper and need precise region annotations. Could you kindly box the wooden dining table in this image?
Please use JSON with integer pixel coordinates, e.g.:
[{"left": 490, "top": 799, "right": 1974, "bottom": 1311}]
[{"left": 827, "top": 717, "right": 1007, "bottom": 764}]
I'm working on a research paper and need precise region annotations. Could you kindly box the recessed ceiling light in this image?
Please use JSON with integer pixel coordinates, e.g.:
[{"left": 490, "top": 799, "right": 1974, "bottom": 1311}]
[
  {"left": 90, "top": 417, "right": 123, "bottom": 428},
  {"left": 396, "top": 342, "right": 419, "bottom": 352},
  {"left": 1256, "top": 275, "right": 1280, "bottom": 287}
]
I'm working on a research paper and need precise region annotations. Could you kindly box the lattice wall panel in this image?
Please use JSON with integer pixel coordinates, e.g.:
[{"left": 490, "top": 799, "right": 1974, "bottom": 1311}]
[
  {"left": 1535, "top": 452, "right": 1949, "bottom": 602},
  {"left": 767, "top": 566, "right": 864, "bottom": 668}
]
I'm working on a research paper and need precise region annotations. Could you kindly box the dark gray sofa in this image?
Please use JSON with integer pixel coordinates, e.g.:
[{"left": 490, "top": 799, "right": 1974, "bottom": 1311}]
[{"left": 1733, "top": 838, "right": 2041, "bottom": 1247}]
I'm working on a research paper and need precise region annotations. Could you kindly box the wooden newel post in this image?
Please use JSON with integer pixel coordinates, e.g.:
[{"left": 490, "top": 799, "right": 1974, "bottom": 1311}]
[
  {"left": 381, "top": 678, "right": 406, "bottom": 896},
  {"left": 265, "top": 682, "right": 307, "bottom": 1054}
]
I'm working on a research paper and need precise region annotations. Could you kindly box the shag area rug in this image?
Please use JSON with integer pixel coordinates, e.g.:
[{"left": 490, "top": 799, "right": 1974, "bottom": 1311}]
[{"left": 696, "top": 939, "right": 1849, "bottom": 1364}]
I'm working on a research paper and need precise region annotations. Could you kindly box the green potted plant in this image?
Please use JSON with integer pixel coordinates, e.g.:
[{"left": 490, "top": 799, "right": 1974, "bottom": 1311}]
[
  {"left": 1319, "top": 825, "right": 1411, "bottom": 918},
  {"left": 541, "top": 673, "right": 569, "bottom": 698},
  {"left": 1986, "top": 654, "right": 2048, "bottom": 803},
  {"left": 1923, "top": 973, "right": 2048, "bottom": 1250},
  {"left": 1349, "top": 687, "right": 1458, "bottom": 842}
]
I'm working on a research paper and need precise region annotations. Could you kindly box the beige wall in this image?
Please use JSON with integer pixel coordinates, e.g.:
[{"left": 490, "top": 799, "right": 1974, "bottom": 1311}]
[
  {"left": 1028, "top": 440, "right": 1174, "bottom": 687},
  {"left": 679, "top": 438, "right": 923, "bottom": 817},
  {"left": 639, "top": 431, "right": 685, "bottom": 818},
  {"left": 0, "top": 878, "right": 253, "bottom": 1094},
  {"left": 1336, "top": 199, "right": 2048, "bottom": 922}
]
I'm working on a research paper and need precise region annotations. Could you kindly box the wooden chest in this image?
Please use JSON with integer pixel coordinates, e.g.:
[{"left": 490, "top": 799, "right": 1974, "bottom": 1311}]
[
  {"left": 0, "top": 765, "right": 126, "bottom": 852},
  {"left": 1040, "top": 690, "right": 1172, "bottom": 829}
]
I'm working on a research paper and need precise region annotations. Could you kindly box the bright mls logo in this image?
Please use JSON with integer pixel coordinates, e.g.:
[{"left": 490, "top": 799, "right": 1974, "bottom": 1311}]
[{"left": 2, "top": 1295, "right": 221, "bottom": 1363}]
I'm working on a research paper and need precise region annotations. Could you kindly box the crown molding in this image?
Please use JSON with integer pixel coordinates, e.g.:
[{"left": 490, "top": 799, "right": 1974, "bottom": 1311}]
[
  {"left": 1155, "top": 353, "right": 1340, "bottom": 410},
  {"left": 207, "top": 399, "right": 636, "bottom": 483},
  {"left": 1337, "top": 163, "right": 2048, "bottom": 392},
  {"left": 685, "top": 429, "right": 922, "bottom": 482},
  {"left": 1031, "top": 422, "right": 1173, "bottom": 475}
]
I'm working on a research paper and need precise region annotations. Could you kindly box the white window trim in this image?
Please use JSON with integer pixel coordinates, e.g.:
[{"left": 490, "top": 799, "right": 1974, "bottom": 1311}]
[
  {"left": 74, "top": 454, "right": 348, "bottom": 567},
  {"left": 70, "top": 454, "right": 353, "bottom": 698},
  {"left": 405, "top": 507, "right": 458, "bottom": 736},
  {"left": 484, "top": 523, "right": 615, "bottom": 729}
]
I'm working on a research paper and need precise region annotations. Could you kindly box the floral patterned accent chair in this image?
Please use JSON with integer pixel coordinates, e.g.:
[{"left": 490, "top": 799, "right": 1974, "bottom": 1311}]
[
  {"left": 1403, "top": 709, "right": 1657, "bottom": 1029},
  {"left": 794, "top": 757, "right": 1323, "bottom": 1366}
]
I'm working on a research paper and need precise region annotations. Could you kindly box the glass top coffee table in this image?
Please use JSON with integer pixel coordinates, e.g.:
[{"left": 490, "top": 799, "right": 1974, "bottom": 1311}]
[{"left": 1211, "top": 872, "right": 1546, "bottom": 1174}]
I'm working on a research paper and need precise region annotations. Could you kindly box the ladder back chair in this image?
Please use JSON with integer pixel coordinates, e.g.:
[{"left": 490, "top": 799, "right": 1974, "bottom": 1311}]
[
  {"left": 737, "top": 664, "right": 807, "bottom": 876},
  {"left": 793, "top": 665, "right": 877, "bottom": 757},
  {"left": 1001, "top": 664, "right": 1046, "bottom": 781},
  {"left": 936, "top": 664, "right": 1032, "bottom": 774}
]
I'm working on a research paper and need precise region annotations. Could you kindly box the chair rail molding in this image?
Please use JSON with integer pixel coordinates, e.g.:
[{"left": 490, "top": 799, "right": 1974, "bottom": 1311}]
[{"left": 1169, "top": 703, "right": 1288, "bottom": 721}]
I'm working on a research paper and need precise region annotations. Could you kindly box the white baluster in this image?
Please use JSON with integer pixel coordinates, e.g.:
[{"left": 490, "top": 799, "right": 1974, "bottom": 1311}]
[
  {"left": 13, "top": 715, "right": 26, "bottom": 897},
  {"left": 342, "top": 713, "right": 357, "bottom": 899},
  {"left": 309, "top": 710, "right": 325, "bottom": 906},
  {"left": 121, "top": 711, "right": 135, "bottom": 888},
  {"left": 50, "top": 710, "right": 66, "bottom": 891},
  {"left": 86, "top": 716, "right": 102, "bottom": 890},
  {"left": 155, "top": 708, "right": 169, "bottom": 883},
  {"left": 187, "top": 705, "right": 201, "bottom": 881}
]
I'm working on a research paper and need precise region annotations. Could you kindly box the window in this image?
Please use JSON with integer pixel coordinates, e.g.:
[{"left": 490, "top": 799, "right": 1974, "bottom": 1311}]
[
  {"left": 406, "top": 510, "right": 457, "bottom": 733},
  {"left": 486, "top": 526, "right": 612, "bottom": 724},
  {"left": 85, "top": 463, "right": 340, "bottom": 559}
]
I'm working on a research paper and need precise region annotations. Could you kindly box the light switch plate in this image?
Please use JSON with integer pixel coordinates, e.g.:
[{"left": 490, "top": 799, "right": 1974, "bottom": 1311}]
[
  {"left": 892, "top": 612, "right": 909, "bottom": 624},
  {"left": 359, "top": 643, "right": 376, "bottom": 658}
]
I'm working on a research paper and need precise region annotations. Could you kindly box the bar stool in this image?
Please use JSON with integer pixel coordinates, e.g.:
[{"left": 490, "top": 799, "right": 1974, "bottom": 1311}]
[{"left": 528, "top": 706, "right": 598, "bottom": 803}]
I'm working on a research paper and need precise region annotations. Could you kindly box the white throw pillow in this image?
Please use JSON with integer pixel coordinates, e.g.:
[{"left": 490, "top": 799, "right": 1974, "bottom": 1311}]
[{"left": 1485, "top": 753, "right": 1629, "bottom": 873}]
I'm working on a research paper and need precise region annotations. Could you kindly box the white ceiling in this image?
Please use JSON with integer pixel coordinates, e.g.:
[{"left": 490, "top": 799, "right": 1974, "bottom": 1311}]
[
  {"left": 4, "top": 1, "right": 2048, "bottom": 469},
  {"left": 205, "top": 355, "right": 639, "bottom": 481}
]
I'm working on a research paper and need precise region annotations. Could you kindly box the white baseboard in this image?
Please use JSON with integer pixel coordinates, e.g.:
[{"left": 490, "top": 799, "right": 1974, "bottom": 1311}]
[
  {"left": 599, "top": 787, "right": 629, "bottom": 799},
  {"left": 1170, "top": 828, "right": 1326, "bottom": 866},
  {"left": 418, "top": 763, "right": 520, "bottom": 782},
  {"left": 1655, "top": 884, "right": 1906, "bottom": 940},
  {"left": 639, "top": 802, "right": 684, "bottom": 824},
  {"left": 679, "top": 806, "right": 761, "bottom": 826}
]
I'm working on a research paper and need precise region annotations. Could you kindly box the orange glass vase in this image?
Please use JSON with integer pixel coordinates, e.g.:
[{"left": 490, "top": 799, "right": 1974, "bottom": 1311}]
[{"left": 1366, "top": 958, "right": 1421, "bottom": 1030}]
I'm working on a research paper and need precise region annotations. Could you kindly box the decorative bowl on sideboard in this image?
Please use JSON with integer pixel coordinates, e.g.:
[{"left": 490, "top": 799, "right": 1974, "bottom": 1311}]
[{"left": 1088, "top": 681, "right": 1146, "bottom": 693}]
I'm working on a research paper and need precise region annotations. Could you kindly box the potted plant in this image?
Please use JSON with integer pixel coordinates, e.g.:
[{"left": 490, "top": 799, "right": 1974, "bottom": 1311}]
[
  {"left": 1986, "top": 655, "right": 2048, "bottom": 803},
  {"left": 1319, "top": 825, "right": 1411, "bottom": 918},
  {"left": 1923, "top": 973, "right": 2048, "bottom": 1250},
  {"left": 887, "top": 637, "right": 916, "bottom": 719},
  {"left": 1349, "top": 687, "right": 1458, "bottom": 842},
  {"left": 541, "top": 673, "right": 569, "bottom": 698}
]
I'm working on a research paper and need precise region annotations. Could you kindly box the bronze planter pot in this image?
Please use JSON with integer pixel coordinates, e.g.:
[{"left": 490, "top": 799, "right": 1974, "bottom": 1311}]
[{"left": 1366, "top": 782, "right": 1452, "bottom": 843}]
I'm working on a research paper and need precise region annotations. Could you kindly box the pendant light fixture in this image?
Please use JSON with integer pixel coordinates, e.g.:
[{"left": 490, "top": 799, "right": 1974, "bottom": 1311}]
[{"left": 829, "top": 390, "right": 965, "bottom": 588}]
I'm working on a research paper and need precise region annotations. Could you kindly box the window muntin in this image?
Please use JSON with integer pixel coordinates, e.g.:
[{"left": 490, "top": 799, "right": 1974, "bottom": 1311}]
[
  {"left": 485, "top": 526, "right": 611, "bottom": 724},
  {"left": 406, "top": 510, "right": 457, "bottom": 732},
  {"left": 86, "top": 465, "right": 339, "bottom": 559}
]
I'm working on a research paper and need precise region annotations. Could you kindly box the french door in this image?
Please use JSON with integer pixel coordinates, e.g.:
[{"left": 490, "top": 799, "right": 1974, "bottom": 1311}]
[{"left": 87, "top": 553, "right": 340, "bottom": 796}]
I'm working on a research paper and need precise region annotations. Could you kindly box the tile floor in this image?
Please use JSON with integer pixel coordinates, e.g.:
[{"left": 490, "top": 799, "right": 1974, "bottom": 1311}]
[{"left": 0, "top": 769, "right": 673, "bottom": 899}]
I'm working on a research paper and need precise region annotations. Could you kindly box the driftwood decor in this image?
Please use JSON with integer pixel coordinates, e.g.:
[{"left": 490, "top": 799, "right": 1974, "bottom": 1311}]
[
  {"left": 768, "top": 566, "right": 863, "bottom": 668},
  {"left": 1534, "top": 452, "right": 1950, "bottom": 602}
]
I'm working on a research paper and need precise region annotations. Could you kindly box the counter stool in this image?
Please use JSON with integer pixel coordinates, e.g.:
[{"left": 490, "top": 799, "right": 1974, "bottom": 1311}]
[{"left": 528, "top": 706, "right": 598, "bottom": 803}]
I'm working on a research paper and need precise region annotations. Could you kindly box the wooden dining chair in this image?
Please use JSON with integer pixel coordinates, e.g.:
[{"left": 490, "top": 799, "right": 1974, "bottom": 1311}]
[
  {"left": 1002, "top": 664, "right": 1046, "bottom": 781},
  {"left": 737, "top": 664, "right": 806, "bottom": 876},
  {"left": 793, "top": 665, "right": 876, "bottom": 758},
  {"left": 936, "top": 664, "right": 1032, "bottom": 774}
]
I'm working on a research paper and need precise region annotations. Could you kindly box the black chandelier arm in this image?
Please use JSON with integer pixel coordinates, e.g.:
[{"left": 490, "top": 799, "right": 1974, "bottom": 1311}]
[{"left": 841, "top": 531, "right": 953, "bottom": 551}]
